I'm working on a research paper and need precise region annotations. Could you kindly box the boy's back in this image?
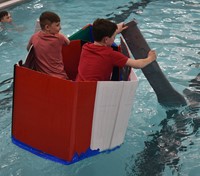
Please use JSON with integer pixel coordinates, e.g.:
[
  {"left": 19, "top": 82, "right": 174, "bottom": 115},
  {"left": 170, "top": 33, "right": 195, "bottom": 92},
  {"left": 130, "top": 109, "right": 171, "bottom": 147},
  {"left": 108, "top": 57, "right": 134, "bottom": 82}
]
[
  {"left": 27, "top": 11, "right": 70, "bottom": 79},
  {"left": 28, "top": 31, "right": 68, "bottom": 79}
]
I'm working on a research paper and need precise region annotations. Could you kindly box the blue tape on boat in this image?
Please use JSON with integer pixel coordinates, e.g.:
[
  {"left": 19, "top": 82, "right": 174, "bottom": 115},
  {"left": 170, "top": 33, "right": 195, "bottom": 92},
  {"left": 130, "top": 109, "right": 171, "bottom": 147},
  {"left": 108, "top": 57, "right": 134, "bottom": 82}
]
[{"left": 12, "top": 136, "right": 120, "bottom": 165}]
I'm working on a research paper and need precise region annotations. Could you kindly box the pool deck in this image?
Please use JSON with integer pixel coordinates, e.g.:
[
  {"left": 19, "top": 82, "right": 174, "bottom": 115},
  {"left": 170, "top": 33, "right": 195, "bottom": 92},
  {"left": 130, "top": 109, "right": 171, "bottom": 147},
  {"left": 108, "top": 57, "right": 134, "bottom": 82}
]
[{"left": 0, "top": 0, "right": 27, "bottom": 10}]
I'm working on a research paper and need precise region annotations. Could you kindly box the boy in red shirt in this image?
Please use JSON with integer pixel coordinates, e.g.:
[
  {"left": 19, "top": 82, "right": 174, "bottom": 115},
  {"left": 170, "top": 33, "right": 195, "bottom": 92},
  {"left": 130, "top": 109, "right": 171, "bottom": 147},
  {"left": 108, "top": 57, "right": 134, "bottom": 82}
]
[
  {"left": 76, "top": 18, "right": 156, "bottom": 81},
  {"left": 27, "top": 11, "right": 70, "bottom": 79}
]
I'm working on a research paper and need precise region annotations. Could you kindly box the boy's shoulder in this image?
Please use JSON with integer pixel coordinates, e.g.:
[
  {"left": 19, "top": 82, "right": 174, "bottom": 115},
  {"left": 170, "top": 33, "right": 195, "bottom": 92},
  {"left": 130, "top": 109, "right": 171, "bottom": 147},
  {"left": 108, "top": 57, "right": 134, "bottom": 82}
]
[{"left": 56, "top": 32, "right": 67, "bottom": 39}]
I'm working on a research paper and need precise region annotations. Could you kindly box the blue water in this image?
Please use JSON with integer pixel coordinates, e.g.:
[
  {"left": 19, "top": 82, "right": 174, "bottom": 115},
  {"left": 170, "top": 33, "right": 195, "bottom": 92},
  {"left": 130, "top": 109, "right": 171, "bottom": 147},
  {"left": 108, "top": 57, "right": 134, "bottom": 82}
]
[{"left": 0, "top": 0, "right": 200, "bottom": 175}]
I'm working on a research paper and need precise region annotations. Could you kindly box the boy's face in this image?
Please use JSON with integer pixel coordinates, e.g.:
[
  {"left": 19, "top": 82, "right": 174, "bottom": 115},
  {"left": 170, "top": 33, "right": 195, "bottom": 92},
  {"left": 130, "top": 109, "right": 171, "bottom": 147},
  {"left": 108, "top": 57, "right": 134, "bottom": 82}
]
[
  {"left": 46, "top": 22, "right": 61, "bottom": 34},
  {"left": 1, "top": 13, "right": 12, "bottom": 23}
]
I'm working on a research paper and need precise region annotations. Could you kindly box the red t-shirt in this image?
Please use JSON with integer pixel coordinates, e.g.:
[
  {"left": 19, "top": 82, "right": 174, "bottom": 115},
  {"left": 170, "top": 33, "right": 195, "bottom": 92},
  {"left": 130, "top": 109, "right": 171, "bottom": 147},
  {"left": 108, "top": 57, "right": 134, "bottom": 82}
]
[
  {"left": 28, "top": 31, "right": 69, "bottom": 79},
  {"left": 76, "top": 43, "right": 128, "bottom": 81}
]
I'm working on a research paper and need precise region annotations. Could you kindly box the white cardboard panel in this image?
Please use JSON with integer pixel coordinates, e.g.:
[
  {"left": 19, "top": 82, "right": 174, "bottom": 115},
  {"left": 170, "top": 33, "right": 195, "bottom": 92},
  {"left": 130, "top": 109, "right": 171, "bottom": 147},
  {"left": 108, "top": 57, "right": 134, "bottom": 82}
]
[
  {"left": 110, "top": 79, "right": 138, "bottom": 148},
  {"left": 90, "top": 71, "right": 138, "bottom": 151},
  {"left": 90, "top": 81, "right": 124, "bottom": 151}
]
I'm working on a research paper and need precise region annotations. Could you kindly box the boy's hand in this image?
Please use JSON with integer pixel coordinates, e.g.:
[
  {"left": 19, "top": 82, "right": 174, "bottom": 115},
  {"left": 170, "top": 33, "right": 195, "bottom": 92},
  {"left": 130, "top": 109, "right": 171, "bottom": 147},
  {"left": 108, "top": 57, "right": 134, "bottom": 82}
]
[
  {"left": 148, "top": 50, "right": 157, "bottom": 62},
  {"left": 117, "top": 22, "right": 128, "bottom": 34}
]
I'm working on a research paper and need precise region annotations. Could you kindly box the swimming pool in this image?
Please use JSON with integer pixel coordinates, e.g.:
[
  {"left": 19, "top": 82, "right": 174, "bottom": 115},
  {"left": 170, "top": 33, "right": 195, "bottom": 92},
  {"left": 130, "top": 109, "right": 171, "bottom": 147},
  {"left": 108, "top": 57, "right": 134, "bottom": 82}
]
[{"left": 0, "top": 0, "right": 200, "bottom": 175}]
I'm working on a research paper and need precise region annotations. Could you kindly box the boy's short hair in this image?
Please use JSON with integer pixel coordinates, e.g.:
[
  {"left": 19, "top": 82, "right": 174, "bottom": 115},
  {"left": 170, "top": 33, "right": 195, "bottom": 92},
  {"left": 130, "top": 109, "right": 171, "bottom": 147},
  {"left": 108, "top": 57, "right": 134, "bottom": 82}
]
[
  {"left": 0, "top": 11, "right": 9, "bottom": 21},
  {"left": 39, "top": 11, "right": 60, "bottom": 30},
  {"left": 92, "top": 18, "right": 117, "bottom": 42}
]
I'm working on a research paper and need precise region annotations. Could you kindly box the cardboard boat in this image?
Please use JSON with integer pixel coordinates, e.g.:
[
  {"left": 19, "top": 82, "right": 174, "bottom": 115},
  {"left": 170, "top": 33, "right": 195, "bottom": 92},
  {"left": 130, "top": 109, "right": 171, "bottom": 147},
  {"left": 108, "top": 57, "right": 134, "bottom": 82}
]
[{"left": 11, "top": 24, "right": 138, "bottom": 165}]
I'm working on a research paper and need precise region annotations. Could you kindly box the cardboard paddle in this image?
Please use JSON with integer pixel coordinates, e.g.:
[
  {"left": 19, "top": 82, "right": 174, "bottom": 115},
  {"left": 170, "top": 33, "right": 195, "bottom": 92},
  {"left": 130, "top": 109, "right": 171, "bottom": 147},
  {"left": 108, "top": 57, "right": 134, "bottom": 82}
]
[{"left": 121, "top": 20, "right": 187, "bottom": 107}]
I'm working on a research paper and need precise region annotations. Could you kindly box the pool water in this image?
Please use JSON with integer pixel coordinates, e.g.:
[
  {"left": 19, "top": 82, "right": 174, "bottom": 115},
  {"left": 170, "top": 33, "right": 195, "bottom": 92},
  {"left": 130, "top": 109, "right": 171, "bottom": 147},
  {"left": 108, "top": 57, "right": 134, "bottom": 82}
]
[{"left": 0, "top": 0, "right": 200, "bottom": 175}]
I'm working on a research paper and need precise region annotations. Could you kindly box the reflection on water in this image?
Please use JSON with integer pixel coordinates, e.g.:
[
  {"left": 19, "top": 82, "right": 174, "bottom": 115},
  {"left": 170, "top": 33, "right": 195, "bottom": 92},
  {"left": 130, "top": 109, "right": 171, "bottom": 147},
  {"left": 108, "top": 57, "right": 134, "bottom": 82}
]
[
  {"left": 106, "top": 0, "right": 154, "bottom": 23},
  {"left": 0, "top": 20, "right": 27, "bottom": 119},
  {"left": 0, "top": 77, "right": 13, "bottom": 117},
  {"left": 184, "top": 73, "right": 200, "bottom": 105},
  {"left": 126, "top": 73, "right": 200, "bottom": 176},
  {"left": 0, "top": 30, "right": 13, "bottom": 47}
]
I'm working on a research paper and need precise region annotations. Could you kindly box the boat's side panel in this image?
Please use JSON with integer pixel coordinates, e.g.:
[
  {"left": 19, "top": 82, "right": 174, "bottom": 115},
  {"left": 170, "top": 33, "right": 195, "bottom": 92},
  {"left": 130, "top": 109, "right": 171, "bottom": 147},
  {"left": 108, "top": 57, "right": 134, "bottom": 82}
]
[
  {"left": 12, "top": 66, "right": 73, "bottom": 160},
  {"left": 90, "top": 70, "right": 138, "bottom": 151},
  {"left": 110, "top": 77, "right": 138, "bottom": 148},
  {"left": 12, "top": 65, "right": 96, "bottom": 162},
  {"left": 74, "top": 81, "right": 97, "bottom": 156},
  {"left": 62, "top": 40, "right": 82, "bottom": 81},
  {"left": 90, "top": 81, "right": 124, "bottom": 151},
  {"left": 69, "top": 24, "right": 93, "bottom": 42},
  {"left": 119, "top": 37, "right": 131, "bottom": 81}
]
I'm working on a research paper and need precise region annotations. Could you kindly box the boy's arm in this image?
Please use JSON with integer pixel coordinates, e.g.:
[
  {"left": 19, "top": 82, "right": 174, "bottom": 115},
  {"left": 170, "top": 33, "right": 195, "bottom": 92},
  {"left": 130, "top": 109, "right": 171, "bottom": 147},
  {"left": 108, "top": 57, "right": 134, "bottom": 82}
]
[
  {"left": 125, "top": 50, "right": 157, "bottom": 69},
  {"left": 65, "top": 37, "right": 70, "bottom": 45},
  {"left": 59, "top": 33, "right": 70, "bottom": 45}
]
